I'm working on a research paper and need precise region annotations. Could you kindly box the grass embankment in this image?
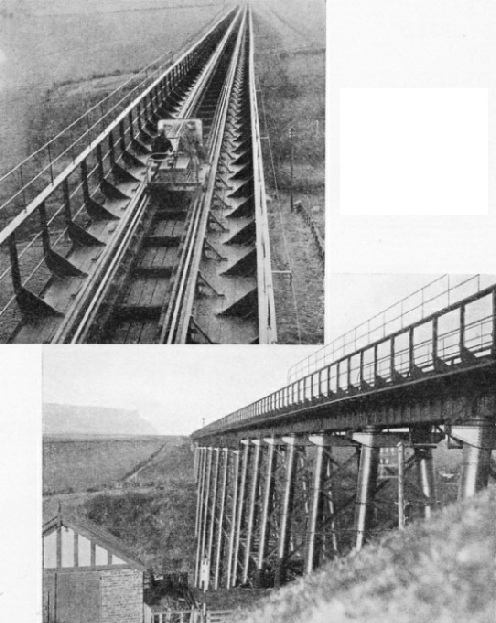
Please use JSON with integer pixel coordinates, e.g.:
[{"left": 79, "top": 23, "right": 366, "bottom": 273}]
[
  {"left": 234, "top": 485, "right": 496, "bottom": 623},
  {"left": 83, "top": 441, "right": 197, "bottom": 574},
  {"left": 43, "top": 436, "right": 180, "bottom": 494},
  {"left": 43, "top": 438, "right": 198, "bottom": 576},
  {"left": 253, "top": 9, "right": 325, "bottom": 343}
]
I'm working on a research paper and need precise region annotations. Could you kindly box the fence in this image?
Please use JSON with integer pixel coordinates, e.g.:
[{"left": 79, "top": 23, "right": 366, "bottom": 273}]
[
  {"left": 151, "top": 610, "right": 233, "bottom": 623},
  {"left": 0, "top": 8, "right": 237, "bottom": 342},
  {"left": 198, "top": 279, "right": 496, "bottom": 435},
  {"left": 288, "top": 274, "right": 496, "bottom": 383}
]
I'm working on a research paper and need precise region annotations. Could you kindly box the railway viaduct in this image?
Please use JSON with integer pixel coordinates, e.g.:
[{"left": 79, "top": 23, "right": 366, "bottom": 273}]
[
  {"left": 0, "top": 4, "right": 280, "bottom": 344},
  {"left": 191, "top": 277, "right": 496, "bottom": 590}
]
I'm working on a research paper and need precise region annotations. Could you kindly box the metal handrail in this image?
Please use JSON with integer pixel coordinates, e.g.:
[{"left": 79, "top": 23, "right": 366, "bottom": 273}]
[
  {"left": 0, "top": 8, "right": 238, "bottom": 339},
  {"left": 288, "top": 274, "right": 495, "bottom": 383},
  {"left": 248, "top": 7, "right": 277, "bottom": 344},
  {"left": 196, "top": 280, "right": 496, "bottom": 435},
  {"left": 0, "top": 2, "right": 230, "bottom": 214}
]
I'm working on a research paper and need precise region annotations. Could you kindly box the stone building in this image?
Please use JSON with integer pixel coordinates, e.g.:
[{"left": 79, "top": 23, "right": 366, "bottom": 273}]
[{"left": 43, "top": 510, "right": 149, "bottom": 623}]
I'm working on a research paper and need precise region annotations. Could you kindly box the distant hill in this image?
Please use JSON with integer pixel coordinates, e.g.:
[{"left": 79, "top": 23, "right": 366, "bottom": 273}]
[{"left": 43, "top": 403, "right": 158, "bottom": 436}]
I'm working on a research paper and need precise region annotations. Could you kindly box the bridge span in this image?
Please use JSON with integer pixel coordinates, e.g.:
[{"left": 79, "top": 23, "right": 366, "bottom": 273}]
[
  {"left": 0, "top": 5, "right": 276, "bottom": 344},
  {"left": 191, "top": 277, "right": 496, "bottom": 589}
]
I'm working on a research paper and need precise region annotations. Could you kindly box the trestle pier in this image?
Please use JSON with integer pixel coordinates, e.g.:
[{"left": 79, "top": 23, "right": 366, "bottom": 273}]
[{"left": 191, "top": 281, "right": 496, "bottom": 588}]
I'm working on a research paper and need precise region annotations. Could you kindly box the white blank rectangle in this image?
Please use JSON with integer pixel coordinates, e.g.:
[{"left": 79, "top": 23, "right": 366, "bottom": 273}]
[{"left": 340, "top": 88, "right": 488, "bottom": 215}]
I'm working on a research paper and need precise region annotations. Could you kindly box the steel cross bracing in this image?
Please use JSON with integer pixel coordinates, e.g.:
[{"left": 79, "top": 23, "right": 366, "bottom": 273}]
[
  {"left": 3, "top": 6, "right": 276, "bottom": 344},
  {"left": 193, "top": 437, "right": 351, "bottom": 590},
  {"left": 192, "top": 424, "right": 494, "bottom": 590},
  {"left": 192, "top": 281, "right": 496, "bottom": 588}
]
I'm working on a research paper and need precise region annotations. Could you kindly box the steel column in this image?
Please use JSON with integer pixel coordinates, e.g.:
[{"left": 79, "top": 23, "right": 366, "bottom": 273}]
[
  {"left": 225, "top": 450, "right": 240, "bottom": 588},
  {"left": 231, "top": 441, "right": 250, "bottom": 587},
  {"left": 193, "top": 443, "right": 199, "bottom": 483},
  {"left": 213, "top": 449, "right": 228, "bottom": 589},
  {"left": 194, "top": 447, "right": 207, "bottom": 585},
  {"left": 454, "top": 418, "right": 495, "bottom": 498},
  {"left": 325, "top": 451, "right": 339, "bottom": 557},
  {"left": 206, "top": 449, "right": 221, "bottom": 575},
  {"left": 256, "top": 439, "right": 276, "bottom": 588},
  {"left": 305, "top": 436, "right": 326, "bottom": 574},
  {"left": 242, "top": 440, "right": 261, "bottom": 584},
  {"left": 195, "top": 447, "right": 206, "bottom": 537},
  {"left": 198, "top": 447, "right": 213, "bottom": 587},
  {"left": 354, "top": 427, "right": 380, "bottom": 551},
  {"left": 275, "top": 436, "right": 297, "bottom": 588},
  {"left": 397, "top": 441, "right": 406, "bottom": 529},
  {"left": 415, "top": 447, "right": 437, "bottom": 518}
]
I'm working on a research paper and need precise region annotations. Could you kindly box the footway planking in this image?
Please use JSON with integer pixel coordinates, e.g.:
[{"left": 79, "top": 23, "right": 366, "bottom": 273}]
[{"left": 1, "top": 5, "right": 276, "bottom": 344}]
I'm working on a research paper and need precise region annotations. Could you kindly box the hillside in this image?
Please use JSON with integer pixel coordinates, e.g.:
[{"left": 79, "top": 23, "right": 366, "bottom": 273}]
[
  {"left": 43, "top": 439, "right": 197, "bottom": 575},
  {"left": 43, "top": 435, "right": 184, "bottom": 495},
  {"left": 83, "top": 443, "right": 197, "bottom": 574},
  {"left": 43, "top": 403, "right": 157, "bottom": 436},
  {"left": 234, "top": 485, "right": 496, "bottom": 623}
]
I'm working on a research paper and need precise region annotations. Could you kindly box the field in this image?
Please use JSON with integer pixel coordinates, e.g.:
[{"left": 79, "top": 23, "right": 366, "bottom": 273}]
[
  {"left": 0, "top": 0, "right": 232, "bottom": 175},
  {"left": 251, "top": 0, "right": 325, "bottom": 343},
  {"left": 43, "top": 435, "right": 183, "bottom": 494}
]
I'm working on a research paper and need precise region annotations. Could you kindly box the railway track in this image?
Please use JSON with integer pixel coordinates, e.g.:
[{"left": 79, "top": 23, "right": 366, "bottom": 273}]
[{"left": 0, "top": 5, "right": 276, "bottom": 344}]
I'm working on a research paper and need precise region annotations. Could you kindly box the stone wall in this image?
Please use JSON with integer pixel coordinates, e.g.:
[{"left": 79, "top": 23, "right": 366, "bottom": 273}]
[{"left": 100, "top": 568, "right": 143, "bottom": 623}]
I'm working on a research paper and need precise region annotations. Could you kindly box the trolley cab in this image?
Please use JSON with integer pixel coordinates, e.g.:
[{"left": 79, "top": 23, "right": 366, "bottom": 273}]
[{"left": 147, "top": 118, "right": 209, "bottom": 191}]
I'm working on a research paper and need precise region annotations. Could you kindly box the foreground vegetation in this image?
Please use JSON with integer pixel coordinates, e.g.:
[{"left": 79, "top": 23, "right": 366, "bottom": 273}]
[
  {"left": 43, "top": 432, "right": 494, "bottom": 617},
  {"left": 235, "top": 484, "right": 496, "bottom": 623}
]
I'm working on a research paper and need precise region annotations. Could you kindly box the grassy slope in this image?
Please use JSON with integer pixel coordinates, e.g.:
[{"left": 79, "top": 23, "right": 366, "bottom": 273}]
[
  {"left": 43, "top": 436, "right": 182, "bottom": 493},
  {"left": 82, "top": 441, "right": 197, "bottom": 574},
  {"left": 234, "top": 485, "right": 496, "bottom": 623},
  {"left": 43, "top": 440, "right": 197, "bottom": 575}
]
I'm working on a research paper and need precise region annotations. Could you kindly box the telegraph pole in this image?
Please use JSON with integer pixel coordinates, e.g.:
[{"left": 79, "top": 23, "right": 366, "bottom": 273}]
[{"left": 289, "top": 127, "right": 294, "bottom": 212}]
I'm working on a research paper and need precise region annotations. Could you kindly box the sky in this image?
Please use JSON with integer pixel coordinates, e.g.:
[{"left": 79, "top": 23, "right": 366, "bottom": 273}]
[
  {"left": 327, "top": 273, "right": 496, "bottom": 342},
  {"left": 43, "top": 345, "right": 317, "bottom": 435}
]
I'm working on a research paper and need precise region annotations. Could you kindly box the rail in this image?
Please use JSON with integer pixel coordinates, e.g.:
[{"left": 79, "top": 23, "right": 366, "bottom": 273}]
[
  {"left": 248, "top": 8, "right": 277, "bottom": 344},
  {"left": 0, "top": 8, "right": 239, "bottom": 341},
  {"left": 195, "top": 279, "right": 496, "bottom": 436},
  {"left": 163, "top": 8, "right": 249, "bottom": 343},
  {"left": 288, "top": 274, "right": 496, "bottom": 383}
]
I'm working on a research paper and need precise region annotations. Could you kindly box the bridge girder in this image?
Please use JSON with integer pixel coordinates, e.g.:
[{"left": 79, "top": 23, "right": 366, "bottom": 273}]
[{"left": 193, "top": 409, "right": 496, "bottom": 590}]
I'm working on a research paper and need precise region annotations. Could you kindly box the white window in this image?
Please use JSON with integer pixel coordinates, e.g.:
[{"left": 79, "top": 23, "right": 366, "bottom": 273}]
[
  {"left": 78, "top": 535, "right": 91, "bottom": 567},
  {"left": 43, "top": 530, "right": 57, "bottom": 569},
  {"left": 61, "top": 527, "right": 75, "bottom": 568}
]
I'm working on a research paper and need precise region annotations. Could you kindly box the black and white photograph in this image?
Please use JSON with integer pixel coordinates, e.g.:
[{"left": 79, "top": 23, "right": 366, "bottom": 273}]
[
  {"left": 38, "top": 272, "right": 496, "bottom": 622},
  {"left": 2, "top": 0, "right": 496, "bottom": 622},
  {"left": 0, "top": 0, "right": 324, "bottom": 345}
]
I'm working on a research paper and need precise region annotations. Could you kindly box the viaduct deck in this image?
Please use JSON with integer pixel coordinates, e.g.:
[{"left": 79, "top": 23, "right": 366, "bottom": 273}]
[
  {"left": 191, "top": 279, "right": 496, "bottom": 591},
  {"left": 0, "top": 5, "right": 276, "bottom": 344}
]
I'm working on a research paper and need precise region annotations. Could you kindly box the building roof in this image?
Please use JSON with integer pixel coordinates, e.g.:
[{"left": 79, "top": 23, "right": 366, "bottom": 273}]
[{"left": 43, "top": 507, "right": 147, "bottom": 572}]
